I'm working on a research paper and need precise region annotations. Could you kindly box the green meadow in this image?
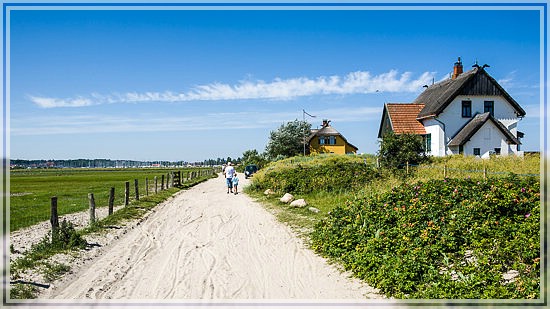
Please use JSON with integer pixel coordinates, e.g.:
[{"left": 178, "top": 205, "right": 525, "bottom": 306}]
[{"left": 8, "top": 168, "right": 211, "bottom": 232}]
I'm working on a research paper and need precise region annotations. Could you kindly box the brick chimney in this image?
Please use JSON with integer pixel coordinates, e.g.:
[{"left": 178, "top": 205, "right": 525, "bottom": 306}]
[{"left": 452, "top": 57, "right": 463, "bottom": 79}]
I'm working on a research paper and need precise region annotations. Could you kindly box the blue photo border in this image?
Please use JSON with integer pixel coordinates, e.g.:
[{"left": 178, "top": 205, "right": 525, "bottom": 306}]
[{"left": 1, "top": 1, "right": 548, "bottom": 308}]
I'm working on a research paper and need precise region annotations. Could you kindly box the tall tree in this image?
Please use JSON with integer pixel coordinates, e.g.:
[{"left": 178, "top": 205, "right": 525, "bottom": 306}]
[{"left": 265, "top": 120, "right": 311, "bottom": 160}]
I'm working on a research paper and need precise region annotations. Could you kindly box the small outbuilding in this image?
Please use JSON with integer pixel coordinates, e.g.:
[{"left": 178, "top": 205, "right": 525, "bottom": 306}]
[{"left": 307, "top": 120, "right": 358, "bottom": 155}]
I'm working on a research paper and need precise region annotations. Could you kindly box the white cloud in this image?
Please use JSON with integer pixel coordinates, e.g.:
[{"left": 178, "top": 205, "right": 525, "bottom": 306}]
[
  {"left": 10, "top": 106, "right": 382, "bottom": 136},
  {"left": 28, "top": 95, "right": 94, "bottom": 108},
  {"left": 28, "top": 70, "right": 436, "bottom": 108},
  {"left": 498, "top": 71, "right": 517, "bottom": 89},
  {"left": 10, "top": 111, "right": 286, "bottom": 136}
]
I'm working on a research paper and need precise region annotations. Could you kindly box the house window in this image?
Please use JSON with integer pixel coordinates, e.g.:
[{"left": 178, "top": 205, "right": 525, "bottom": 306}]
[
  {"left": 484, "top": 101, "right": 494, "bottom": 116},
  {"left": 494, "top": 147, "right": 501, "bottom": 155},
  {"left": 459, "top": 145, "right": 464, "bottom": 154},
  {"left": 319, "top": 136, "right": 336, "bottom": 145},
  {"left": 473, "top": 148, "right": 480, "bottom": 156},
  {"left": 462, "top": 100, "right": 472, "bottom": 118},
  {"left": 423, "top": 134, "right": 431, "bottom": 152}
]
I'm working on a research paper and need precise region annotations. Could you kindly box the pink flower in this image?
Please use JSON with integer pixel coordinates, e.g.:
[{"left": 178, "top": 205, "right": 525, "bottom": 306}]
[
  {"left": 521, "top": 188, "right": 526, "bottom": 193},
  {"left": 525, "top": 213, "right": 531, "bottom": 218}
]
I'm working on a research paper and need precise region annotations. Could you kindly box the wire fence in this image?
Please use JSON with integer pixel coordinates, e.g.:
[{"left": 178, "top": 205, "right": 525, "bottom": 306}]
[
  {"left": 398, "top": 162, "right": 540, "bottom": 179},
  {"left": 274, "top": 154, "right": 540, "bottom": 179}
]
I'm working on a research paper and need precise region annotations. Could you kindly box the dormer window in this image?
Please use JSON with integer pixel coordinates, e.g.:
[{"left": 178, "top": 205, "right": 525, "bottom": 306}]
[
  {"left": 461, "top": 100, "right": 472, "bottom": 117},
  {"left": 484, "top": 101, "right": 494, "bottom": 116}
]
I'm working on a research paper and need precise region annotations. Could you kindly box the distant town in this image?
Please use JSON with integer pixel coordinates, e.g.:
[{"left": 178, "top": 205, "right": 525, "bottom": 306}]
[{"left": 9, "top": 158, "right": 241, "bottom": 169}]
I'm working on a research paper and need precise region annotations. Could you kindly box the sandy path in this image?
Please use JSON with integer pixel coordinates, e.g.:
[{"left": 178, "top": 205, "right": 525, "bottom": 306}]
[{"left": 39, "top": 175, "right": 382, "bottom": 300}]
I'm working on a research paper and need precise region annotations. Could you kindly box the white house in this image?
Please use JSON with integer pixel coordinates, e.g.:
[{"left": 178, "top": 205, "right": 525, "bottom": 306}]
[{"left": 378, "top": 58, "right": 525, "bottom": 158}]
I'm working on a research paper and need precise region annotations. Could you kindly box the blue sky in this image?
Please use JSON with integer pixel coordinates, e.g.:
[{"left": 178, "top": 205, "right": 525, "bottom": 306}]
[{"left": 6, "top": 3, "right": 544, "bottom": 162}]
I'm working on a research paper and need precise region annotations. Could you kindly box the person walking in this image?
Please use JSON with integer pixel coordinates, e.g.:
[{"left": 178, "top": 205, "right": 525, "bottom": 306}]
[
  {"left": 232, "top": 173, "right": 239, "bottom": 195},
  {"left": 224, "top": 162, "right": 235, "bottom": 194}
]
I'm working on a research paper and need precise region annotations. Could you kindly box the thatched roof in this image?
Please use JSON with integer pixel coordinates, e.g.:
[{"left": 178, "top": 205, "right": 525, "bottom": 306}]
[{"left": 415, "top": 67, "right": 526, "bottom": 120}]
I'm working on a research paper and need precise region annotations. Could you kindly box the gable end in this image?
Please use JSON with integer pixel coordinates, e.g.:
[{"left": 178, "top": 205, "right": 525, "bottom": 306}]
[
  {"left": 459, "top": 69, "right": 526, "bottom": 116},
  {"left": 448, "top": 112, "right": 520, "bottom": 147},
  {"left": 416, "top": 68, "right": 526, "bottom": 119}
]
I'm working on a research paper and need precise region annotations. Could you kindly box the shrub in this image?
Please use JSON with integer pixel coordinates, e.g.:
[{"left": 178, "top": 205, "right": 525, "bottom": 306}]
[
  {"left": 250, "top": 154, "right": 380, "bottom": 194},
  {"left": 310, "top": 175, "right": 540, "bottom": 299},
  {"left": 51, "top": 219, "right": 88, "bottom": 250},
  {"left": 378, "top": 132, "right": 428, "bottom": 170}
]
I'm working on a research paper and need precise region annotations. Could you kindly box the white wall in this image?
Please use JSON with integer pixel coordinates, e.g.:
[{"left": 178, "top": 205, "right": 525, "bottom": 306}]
[
  {"left": 432, "top": 95, "right": 520, "bottom": 157},
  {"left": 422, "top": 119, "right": 444, "bottom": 156},
  {"left": 459, "top": 121, "right": 518, "bottom": 157},
  {"left": 437, "top": 95, "right": 519, "bottom": 139}
]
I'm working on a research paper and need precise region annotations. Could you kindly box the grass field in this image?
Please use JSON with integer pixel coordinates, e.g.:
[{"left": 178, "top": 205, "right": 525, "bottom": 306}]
[{"left": 8, "top": 167, "right": 213, "bottom": 232}]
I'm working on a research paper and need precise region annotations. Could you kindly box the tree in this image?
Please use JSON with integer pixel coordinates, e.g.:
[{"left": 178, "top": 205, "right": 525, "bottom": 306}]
[
  {"left": 265, "top": 120, "right": 311, "bottom": 160},
  {"left": 378, "top": 132, "right": 428, "bottom": 169},
  {"left": 241, "top": 149, "right": 268, "bottom": 168}
]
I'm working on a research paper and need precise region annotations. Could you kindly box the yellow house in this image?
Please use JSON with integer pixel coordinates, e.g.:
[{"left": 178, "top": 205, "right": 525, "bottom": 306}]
[{"left": 307, "top": 120, "right": 358, "bottom": 155}]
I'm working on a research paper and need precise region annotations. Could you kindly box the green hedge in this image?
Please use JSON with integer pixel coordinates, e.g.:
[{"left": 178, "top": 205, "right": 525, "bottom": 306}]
[
  {"left": 250, "top": 155, "right": 380, "bottom": 194},
  {"left": 310, "top": 175, "right": 540, "bottom": 299}
]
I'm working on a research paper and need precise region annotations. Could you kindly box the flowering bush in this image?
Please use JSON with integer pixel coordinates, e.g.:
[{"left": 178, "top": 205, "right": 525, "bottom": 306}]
[{"left": 310, "top": 175, "right": 540, "bottom": 299}]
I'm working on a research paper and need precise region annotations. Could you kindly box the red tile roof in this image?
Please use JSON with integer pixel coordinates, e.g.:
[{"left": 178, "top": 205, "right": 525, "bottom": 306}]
[{"left": 386, "top": 103, "right": 426, "bottom": 134}]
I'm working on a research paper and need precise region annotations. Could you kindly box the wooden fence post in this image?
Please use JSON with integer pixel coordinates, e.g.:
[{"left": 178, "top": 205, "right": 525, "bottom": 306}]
[
  {"left": 406, "top": 161, "right": 409, "bottom": 175},
  {"left": 125, "top": 181, "right": 130, "bottom": 206},
  {"left": 50, "top": 196, "right": 59, "bottom": 235},
  {"left": 88, "top": 193, "right": 96, "bottom": 226},
  {"left": 161, "top": 175, "right": 165, "bottom": 190},
  {"left": 484, "top": 166, "right": 487, "bottom": 179},
  {"left": 134, "top": 179, "right": 139, "bottom": 201},
  {"left": 107, "top": 187, "right": 115, "bottom": 216},
  {"left": 167, "top": 173, "right": 170, "bottom": 188},
  {"left": 145, "top": 178, "right": 149, "bottom": 196},
  {"left": 171, "top": 172, "right": 175, "bottom": 188},
  {"left": 154, "top": 176, "right": 158, "bottom": 194}
]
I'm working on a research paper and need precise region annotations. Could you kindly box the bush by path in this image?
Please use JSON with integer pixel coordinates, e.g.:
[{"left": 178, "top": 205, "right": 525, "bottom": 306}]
[
  {"left": 310, "top": 175, "right": 540, "bottom": 299},
  {"left": 250, "top": 154, "right": 380, "bottom": 194}
]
